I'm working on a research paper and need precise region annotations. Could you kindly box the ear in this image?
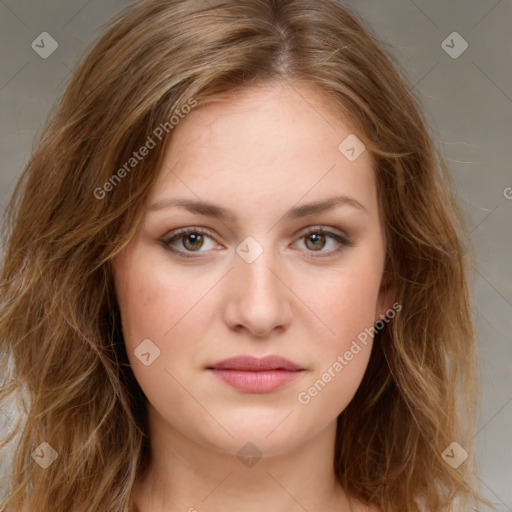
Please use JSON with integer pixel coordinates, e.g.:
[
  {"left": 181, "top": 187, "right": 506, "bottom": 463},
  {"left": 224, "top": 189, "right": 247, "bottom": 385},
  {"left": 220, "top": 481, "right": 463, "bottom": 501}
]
[{"left": 375, "top": 269, "right": 396, "bottom": 323}]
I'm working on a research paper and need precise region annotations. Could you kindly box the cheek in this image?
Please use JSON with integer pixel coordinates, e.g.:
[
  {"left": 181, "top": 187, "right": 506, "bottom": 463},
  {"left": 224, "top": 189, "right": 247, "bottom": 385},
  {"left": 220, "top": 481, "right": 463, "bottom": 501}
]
[
  {"left": 304, "top": 257, "right": 383, "bottom": 350},
  {"left": 116, "top": 269, "right": 166, "bottom": 347},
  {"left": 113, "top": 248, "right": 180, "bottom": 371},
  {"left": 114, "top": 243, "right": 192, "bottom": 340},
  {"left": 113, "top": 250, "right": 213, "bottom": 376},
  {"left": 295, "top": 265, "right": 380, "bottom": 416}
]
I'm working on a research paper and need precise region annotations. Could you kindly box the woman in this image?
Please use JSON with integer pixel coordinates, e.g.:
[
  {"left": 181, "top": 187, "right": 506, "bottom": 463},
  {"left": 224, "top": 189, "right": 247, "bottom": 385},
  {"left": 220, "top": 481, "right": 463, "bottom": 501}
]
[{"left": 0, "top": 1, "right": 492, "bottom": 511}]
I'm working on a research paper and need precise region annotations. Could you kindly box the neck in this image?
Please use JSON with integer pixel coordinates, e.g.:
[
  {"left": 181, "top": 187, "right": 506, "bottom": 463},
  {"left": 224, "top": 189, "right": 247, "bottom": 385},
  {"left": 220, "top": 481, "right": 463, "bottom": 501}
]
[{"left": 130, "top": 405, "right": 358, "bottom": 512}]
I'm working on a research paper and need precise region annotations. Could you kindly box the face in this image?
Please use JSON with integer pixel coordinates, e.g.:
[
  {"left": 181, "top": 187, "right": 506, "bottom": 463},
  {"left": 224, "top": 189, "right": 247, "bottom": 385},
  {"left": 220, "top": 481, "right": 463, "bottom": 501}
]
[{"left": 112, "top": 80, "right": 393, "bottom": 458}]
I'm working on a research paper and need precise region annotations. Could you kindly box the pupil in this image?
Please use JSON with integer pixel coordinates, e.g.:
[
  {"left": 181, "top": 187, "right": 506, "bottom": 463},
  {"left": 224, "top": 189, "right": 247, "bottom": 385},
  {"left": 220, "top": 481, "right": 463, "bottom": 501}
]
[
  {"left": 307, "top": 233, "right": 325, "bottom": 251},
  {"left": 184, "top": 233, "right": 203, "bottom": 250}
]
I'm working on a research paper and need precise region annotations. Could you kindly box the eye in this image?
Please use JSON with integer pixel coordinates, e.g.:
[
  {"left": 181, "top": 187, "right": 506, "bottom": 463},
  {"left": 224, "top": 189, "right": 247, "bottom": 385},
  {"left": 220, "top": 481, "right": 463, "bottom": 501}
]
[
  {"left": 291, "top": 226, "right": 352, "bottom": 257},
  {"left": 161, "top": 227, "right": 219, "bottom": 258},
  {"left": 161, "top": 226, "right": 352, "bottom": 259}
]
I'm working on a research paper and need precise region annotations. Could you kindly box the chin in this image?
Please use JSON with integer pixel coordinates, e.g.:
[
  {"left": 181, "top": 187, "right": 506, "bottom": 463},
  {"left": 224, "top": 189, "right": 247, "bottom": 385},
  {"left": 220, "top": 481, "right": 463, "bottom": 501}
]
[
  {"left": 194, "top": 413, "right": 315, "bottom": 458},
  {"left": 207, "top": 433, "right": 302, "bottom": 460}
]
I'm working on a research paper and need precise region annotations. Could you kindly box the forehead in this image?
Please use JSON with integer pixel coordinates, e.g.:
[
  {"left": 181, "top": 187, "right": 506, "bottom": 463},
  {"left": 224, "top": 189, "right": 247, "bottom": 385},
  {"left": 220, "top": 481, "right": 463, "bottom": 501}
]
[{"left": 147, "top": 81, "right": 378, "bottom": 222}]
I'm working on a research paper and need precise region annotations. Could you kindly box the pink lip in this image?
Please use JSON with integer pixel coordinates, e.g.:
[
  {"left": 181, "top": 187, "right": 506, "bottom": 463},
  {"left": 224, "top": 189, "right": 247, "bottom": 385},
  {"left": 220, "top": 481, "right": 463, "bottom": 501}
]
[{"left": 207, "top": 355, "right": 305, "bottom": 393}]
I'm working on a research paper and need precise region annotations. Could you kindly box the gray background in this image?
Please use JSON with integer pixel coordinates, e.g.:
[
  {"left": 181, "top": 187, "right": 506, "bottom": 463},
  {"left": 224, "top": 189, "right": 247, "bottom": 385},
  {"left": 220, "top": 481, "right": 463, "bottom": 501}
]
[{"left": 0, "top": 0, "right": 511, "bottom": 510}]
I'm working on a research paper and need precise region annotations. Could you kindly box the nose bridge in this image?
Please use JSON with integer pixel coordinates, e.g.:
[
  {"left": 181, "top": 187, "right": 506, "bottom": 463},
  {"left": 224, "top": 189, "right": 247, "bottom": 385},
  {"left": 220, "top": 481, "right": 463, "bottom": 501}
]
[
  {"left": 224, "top": 234, "right": 291, "bottom": 336},
  {"left": 236, "top": 233, "right": 282, "bottom": 300}
]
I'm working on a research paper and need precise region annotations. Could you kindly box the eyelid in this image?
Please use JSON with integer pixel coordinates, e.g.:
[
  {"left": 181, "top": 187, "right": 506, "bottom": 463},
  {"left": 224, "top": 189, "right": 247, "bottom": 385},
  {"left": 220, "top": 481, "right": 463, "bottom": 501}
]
[{"left": 299, "top": 225, "right": 350, "bottom": 241}]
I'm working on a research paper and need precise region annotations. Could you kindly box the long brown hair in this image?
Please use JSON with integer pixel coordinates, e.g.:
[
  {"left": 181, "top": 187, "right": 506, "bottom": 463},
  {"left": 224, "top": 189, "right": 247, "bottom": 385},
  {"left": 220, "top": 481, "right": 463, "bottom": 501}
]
[{"left": 0, "top": 1, "right": 493, "bottom": 510}]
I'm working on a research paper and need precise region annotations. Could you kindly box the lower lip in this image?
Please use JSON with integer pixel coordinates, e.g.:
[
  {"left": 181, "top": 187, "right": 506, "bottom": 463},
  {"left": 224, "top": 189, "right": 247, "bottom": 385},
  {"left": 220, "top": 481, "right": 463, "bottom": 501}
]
[{"left": 208, "top": 369, "right": 303, "bottom": 393}]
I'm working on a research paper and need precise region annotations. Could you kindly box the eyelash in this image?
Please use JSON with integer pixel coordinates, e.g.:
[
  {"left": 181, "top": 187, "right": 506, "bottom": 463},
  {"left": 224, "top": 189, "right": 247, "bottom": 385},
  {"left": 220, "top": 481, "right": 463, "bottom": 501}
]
[{"left": 160, "top": 226, "right": 353, "bottom": 260}]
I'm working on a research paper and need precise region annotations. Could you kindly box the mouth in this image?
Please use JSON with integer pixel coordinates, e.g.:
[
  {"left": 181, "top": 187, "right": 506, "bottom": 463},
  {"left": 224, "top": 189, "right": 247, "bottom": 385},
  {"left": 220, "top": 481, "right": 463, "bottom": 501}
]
[{"left": 206, "top": 355, "right": 305, "bottom": 393}]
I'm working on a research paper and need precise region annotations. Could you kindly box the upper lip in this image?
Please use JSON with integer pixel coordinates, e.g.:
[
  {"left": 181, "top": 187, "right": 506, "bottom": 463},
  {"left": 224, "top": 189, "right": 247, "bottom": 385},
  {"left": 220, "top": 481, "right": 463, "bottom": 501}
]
[{"left": 207, "top": 355, "right": 304, "bottom": 371}]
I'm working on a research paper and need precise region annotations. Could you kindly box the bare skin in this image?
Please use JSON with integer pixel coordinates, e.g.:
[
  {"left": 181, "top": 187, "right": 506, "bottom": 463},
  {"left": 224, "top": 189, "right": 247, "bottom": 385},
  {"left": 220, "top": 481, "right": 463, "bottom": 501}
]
[{"left": 113, "top": 79, "right": 390, "bottom": 512}]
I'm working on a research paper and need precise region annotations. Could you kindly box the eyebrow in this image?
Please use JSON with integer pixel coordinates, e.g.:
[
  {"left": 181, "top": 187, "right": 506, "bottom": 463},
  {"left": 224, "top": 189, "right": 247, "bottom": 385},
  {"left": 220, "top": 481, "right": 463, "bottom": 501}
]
[{"left": 148, "top": 194, "right": 368, "bottom": 222}]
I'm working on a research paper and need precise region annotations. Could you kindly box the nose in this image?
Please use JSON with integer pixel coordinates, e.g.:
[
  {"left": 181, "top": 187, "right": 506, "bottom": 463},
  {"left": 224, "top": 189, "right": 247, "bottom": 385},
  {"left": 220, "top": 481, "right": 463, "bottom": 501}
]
[{"left": 222, "top": 240, "right": 293, "bottom": 338}]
